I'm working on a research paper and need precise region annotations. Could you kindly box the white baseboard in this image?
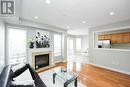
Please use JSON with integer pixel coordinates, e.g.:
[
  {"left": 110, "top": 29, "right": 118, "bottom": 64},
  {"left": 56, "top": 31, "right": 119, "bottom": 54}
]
[
  {"left": 90, "top": 63, "right": 130, "bottom": 75},
  {"left": 62, "top": 60, "right": 67, "bottom": 63},
  {"left": 53, "top": 60, "right": 63, "bottom": 64}
]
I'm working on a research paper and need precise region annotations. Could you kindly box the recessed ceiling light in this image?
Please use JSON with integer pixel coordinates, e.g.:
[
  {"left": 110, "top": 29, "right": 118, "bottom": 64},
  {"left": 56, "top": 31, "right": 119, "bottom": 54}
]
[
  {"left": 66, "top": 26, "right": 70, "bottom": 29},
  {"left": 109, "top": 12, "right": 114, "bottom": 16},
  {"left": 34, "top": 16, "right": 38, "bottom": 19},
  {"left": 82, "top": 21, "right": 86, "bottom": 24},
  {"left": 46, "top": 0, "right": 51, "bottom": 4}
]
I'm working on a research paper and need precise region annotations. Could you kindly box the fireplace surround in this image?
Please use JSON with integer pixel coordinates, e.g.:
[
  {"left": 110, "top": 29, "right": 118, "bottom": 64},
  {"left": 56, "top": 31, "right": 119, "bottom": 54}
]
[
  {"left": 35, "top": 54, "right": 49, "bottom": 70},
  {"left": 32, "top": 51, "right": 54, "bottom": 72}
]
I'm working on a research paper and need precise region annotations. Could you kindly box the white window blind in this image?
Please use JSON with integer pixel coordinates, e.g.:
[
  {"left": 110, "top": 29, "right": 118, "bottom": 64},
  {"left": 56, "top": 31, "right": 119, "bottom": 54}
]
[
  {"left": 67, "top": 38, "right": 74, "bottom": 57},
  {"left": 76, "top": 38, "right": 82, "bottom": 51},
  {"left": 8, "top": 27, "right": 27, "bottom": 64},
  {"left": 54, "top": 34, "right": 62, "bottom": 57}
]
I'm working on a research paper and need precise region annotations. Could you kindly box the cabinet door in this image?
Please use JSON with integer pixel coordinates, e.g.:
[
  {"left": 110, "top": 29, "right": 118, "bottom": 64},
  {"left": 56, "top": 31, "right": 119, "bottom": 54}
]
[
  {"left": 116, "top": 33, "right": 123, "bottom": 43},
  {"left": 98, "top": 35, "right": 105, "bottom": 40},
  {"left": 122, "top": 32, "right": 130, "bottom": 43},
  {"left": 129, "top": 32, "right": 130, "bottom": 43},
  {"left": 104, "top": 34, "right": 111, "bottom": 40},
  {"left": 111, "top": 34, "right": 117, "bottom": 44}
]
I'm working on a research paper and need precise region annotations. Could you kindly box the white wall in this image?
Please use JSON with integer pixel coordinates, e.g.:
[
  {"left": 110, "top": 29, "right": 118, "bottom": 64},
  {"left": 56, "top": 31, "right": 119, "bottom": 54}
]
[
  {"left": 0, "top": 19, "right": 5, "bottom": 72},
  {"left": 82, "top": 36, "right": 89, "bottom": 51},
  {"left": 62, "top": 33, "right": 67, "bottom": 62},
  {"left": 67, "top": 35, "right": 89, "bottom": 54},
  {"left": 6, "top": 19, "right": 67, "bottom": 65},
  {"left": 27, "top": 28, "right": 53, "bottom": 64},
  {"left": 89, "top": 20, "right": 130, "bottom": 74}
]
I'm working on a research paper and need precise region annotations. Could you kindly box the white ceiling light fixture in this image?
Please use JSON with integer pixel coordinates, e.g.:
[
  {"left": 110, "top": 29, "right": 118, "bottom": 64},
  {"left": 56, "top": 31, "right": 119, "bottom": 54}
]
[
  {"left": 82, "top": 21, "right": 86, "bottom": 24},
  {"left": 34, "top": 16, "right": 38, "bottom": 19},
  {"left": 46, "top": 0, "right": 51, "bottom": 4},
  {"left": 109, "top": 12, "right": 114, "bottom": 16}
]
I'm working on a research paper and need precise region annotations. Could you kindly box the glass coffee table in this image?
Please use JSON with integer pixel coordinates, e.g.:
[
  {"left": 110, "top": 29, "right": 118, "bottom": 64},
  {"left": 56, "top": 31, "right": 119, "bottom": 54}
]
[{"left": 53, "top": 67, "right": 77, "bottom": 87}]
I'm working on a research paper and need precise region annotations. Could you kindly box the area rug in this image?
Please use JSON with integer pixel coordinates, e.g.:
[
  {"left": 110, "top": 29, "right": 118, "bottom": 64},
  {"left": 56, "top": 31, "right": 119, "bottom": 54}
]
[{"left": 39, "top": 67, "right": 87, "bottom": 87}]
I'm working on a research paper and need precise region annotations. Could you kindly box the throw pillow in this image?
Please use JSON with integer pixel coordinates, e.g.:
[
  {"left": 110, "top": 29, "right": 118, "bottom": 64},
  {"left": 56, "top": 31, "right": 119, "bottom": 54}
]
[
  {"left": 12, "top": 63, "right": 26, "bottom": 73},
  {"left": 11, "top": 80, "right": 35, "bottom": 87},
  {"left": 11, "top": 63, "right": 29, "bottom": 78},
  {"left": 13, "top": 69, "right": 33, "bottom": 81}
]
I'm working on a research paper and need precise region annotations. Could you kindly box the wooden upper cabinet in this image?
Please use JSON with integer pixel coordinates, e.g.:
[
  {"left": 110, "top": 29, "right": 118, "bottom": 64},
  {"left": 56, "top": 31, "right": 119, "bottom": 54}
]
[
  {"left": 122, "top": 32, "right": 130, "bottom": 43},
  {"left": 116, "top": 33, "right": 123, "bottom": 43},
  {"left": 104, "top": 34, "right": 111, "bottom": 40},
  {"left": 98, "top": 35, "right": 105, "bottom": 40},
  {"left": 111, "top": 34, "right": 117, "bottom": 44},
  {"left": 129, "top": 32, "right": 130, "bottom": 42},
  {"left": 98, "top": 32, "right": 130, "bottom": 43}
]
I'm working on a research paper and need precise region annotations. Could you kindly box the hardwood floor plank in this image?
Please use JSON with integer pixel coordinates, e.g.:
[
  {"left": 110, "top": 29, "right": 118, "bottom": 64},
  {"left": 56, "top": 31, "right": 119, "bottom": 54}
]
[{"left": 55, "top": 62, "right": 130, "bottom": 87}]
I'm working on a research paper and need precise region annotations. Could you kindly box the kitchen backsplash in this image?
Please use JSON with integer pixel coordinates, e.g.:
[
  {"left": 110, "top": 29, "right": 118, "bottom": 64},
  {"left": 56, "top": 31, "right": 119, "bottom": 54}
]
[{"left": 111, "top": 43, "right": 130, "bottom": 49}]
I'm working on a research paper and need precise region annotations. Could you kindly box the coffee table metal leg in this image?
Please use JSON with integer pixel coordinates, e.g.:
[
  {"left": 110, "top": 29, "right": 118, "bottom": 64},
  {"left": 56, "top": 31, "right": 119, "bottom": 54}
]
[
  {"left": 53, "top": 73, "right": 56, "bottom": 84},
  {"left": 74, "top": 78, "right": 77, "bottom": 87},
  {"left": 64, "top": 83, "right": 68, "bottom": 87}
]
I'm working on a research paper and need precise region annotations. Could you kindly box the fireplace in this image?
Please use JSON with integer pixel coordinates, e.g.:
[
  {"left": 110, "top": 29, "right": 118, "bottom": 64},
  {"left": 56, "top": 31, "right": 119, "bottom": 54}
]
[
  {"left": 32, "top": 51, "right": 54, "bottom": 72},
  {"left": 35, "top": 54, "right": 49, "bottom": 70}
]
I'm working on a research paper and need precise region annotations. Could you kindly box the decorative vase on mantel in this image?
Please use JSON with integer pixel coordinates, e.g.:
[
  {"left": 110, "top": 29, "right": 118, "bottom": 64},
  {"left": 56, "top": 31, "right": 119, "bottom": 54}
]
[{"left": 29, "top": 42, "right": 34, "bottom": 49}]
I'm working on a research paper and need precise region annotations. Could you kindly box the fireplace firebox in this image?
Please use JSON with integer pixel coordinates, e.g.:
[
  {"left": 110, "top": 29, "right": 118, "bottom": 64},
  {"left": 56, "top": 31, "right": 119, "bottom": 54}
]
[{"left": 35, "top": 54, "right": 49, "bottom": 70}]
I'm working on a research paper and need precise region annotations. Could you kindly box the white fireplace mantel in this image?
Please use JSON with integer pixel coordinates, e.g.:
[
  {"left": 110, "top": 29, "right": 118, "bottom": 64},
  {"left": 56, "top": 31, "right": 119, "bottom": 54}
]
[
  {"left": 32, "top": 50, "right": 55, "bottom": 72},
  {"left": 28, "top": 48, "right": 55, "bottom": 71},
  {"left": 29, "top": 48, "right": 52, "bottom": 53}
]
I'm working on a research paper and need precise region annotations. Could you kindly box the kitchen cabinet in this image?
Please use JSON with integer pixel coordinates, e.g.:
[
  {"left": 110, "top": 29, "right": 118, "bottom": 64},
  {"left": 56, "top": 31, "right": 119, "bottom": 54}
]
[
  {"left": 98, "top": 35, "right": 105, "bottom": 40},
  {"left": 98, "top": 32, "right": 130, "bottom": 44},
  {"left": 104, "top": 34, "right": 111, "bottom": 40},
  {"left": 129, "top": 32, "right": 130, "bottom": 42},
  {"left": 111, "top": 34, "right": 117, "bottom": 44},
  {"left": 122, "top": 32, "right": 130, "bottom": 43},
  {"left": 116, "top": 33, "right": 123, "bottom": 43}
]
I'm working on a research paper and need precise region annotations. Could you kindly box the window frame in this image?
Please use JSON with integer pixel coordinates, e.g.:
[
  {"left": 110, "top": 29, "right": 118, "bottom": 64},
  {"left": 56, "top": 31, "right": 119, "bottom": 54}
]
[
  {"left": 67, "top": 38, "right": 74, "bottom": 57},
  {"left": 53, "top": 33, "right": 62, "bottom": 57},
  {"left": 76, "top": 38, "right": 82, "bottom": 52},
  {"left": 6, "top": 26, "right": 28, "bottom": 65}
]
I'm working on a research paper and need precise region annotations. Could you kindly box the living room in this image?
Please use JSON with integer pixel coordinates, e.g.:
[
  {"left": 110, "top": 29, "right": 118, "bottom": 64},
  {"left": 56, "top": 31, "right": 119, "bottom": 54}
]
[{"left": 0, "top": 0, "right": 130, "bottom": 87}]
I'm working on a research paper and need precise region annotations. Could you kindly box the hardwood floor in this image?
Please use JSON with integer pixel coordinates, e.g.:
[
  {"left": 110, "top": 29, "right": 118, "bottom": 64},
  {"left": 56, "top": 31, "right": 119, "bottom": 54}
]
[{"left": 56, "top": 62, "right": 130, "bottom": 87}]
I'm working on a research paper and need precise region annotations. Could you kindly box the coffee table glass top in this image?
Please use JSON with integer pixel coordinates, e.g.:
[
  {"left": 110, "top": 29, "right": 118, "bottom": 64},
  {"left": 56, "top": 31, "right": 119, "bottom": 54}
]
[{"left": 53, "top": 67, "right": 76, "bottom": 81}]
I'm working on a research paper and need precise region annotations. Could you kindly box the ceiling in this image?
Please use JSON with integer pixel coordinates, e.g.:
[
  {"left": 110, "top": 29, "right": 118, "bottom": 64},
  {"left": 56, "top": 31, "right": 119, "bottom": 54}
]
[
  {"left": 19, "top": 0, "right": 130, "bottom": 35},
  {"left": 98, "top": 28, "right": 130, "bottom": 35}
]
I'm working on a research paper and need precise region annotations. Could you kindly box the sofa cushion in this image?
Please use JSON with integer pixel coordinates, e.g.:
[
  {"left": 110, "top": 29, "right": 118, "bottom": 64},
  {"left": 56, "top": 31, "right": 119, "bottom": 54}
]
[
  {"left": 11, "top": 80, "right": 35, "bottom": 87},
  {"left": 27, "top": 65, "right": 46, "bottom": 87},
  {"left": 13, "top": 69, "right": 33, "bottom": 81},
  {"left": 11, "top": 85, "right": 34, "bottom": 87},
  {"left": 12, "top": 63, "right": 26, "bottom": 73},
  {"left": 11, "top": 63, "right": 28, "bottom": 78},
  {"left": 0, "top": 64, "right": 47, "bottom": 87}
]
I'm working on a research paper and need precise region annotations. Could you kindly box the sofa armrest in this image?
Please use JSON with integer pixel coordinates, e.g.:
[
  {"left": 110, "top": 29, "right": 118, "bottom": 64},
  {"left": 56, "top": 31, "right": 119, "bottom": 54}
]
[
  {"left": 12, "top": 64, "right": 29, "bottom": 78},
  {"left": 27, "top": 64, "right": 47, "bottom": 87},
  {"left": 0, "top": 65, "right": 13, "bottom": 87}
]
